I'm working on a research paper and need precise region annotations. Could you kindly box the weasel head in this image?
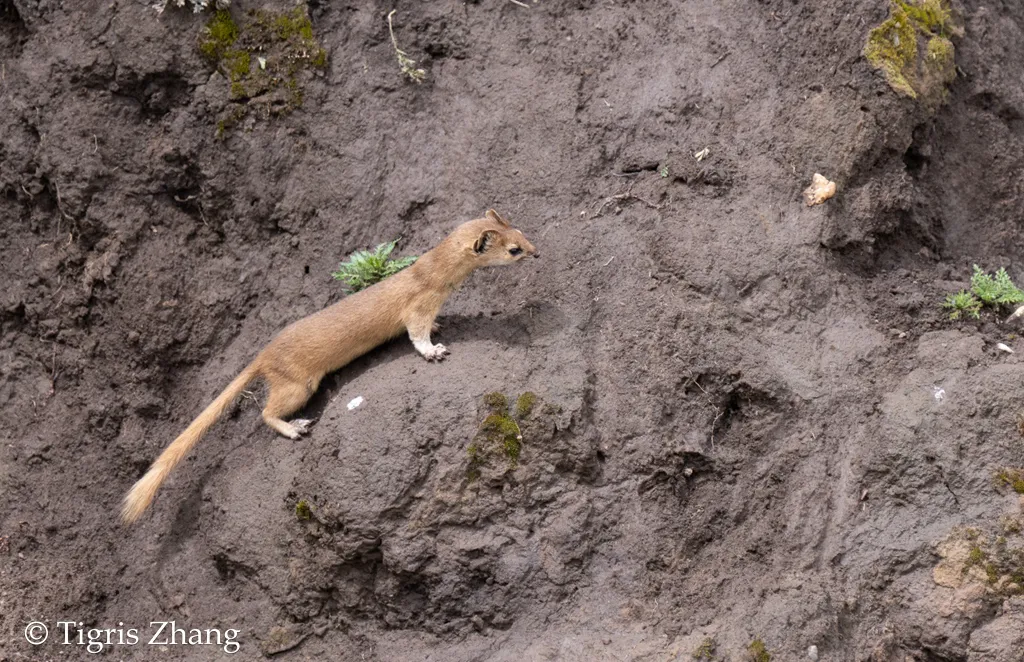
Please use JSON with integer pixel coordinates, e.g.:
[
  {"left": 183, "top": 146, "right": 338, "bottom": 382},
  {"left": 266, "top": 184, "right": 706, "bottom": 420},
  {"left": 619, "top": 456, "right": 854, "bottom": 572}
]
[{"left": 461, "top": 209, "right": 539, "bottom": 267}]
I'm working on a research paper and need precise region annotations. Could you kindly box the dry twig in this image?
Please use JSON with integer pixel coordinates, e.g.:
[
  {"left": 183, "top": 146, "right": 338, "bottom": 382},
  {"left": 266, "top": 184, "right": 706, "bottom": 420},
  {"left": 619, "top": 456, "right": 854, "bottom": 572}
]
[
  {"left": 686, "top": 372, "right": 723, "bottom": 451},
  {"left": 387, "top": 10, "right": 426, "bottom": 83},
  {"left": 593, "top": 191, "right": 662, "bottom": 218}
]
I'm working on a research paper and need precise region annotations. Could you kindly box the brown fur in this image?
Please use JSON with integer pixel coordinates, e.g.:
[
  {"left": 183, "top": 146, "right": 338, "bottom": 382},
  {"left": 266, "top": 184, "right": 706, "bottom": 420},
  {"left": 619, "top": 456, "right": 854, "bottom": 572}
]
[{"left": 121, "top": 209, "right": 537, "bottom": 523}]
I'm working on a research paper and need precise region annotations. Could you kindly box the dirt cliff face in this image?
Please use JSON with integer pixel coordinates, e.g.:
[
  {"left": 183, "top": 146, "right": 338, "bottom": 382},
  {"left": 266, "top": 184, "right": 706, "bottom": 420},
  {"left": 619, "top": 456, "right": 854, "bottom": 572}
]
[{"left": 3, "top": 1, "right": 1024, "bottom": 659}]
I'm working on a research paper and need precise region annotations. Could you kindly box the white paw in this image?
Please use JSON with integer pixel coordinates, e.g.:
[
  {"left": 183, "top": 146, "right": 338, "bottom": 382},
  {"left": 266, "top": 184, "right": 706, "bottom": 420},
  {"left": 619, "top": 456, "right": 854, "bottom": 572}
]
[
  {"left": 290, "top": 418, "right": 314, "bottom": 435},
  {"left": 423, "top": 343, "right": 449, "bottom": 361}
]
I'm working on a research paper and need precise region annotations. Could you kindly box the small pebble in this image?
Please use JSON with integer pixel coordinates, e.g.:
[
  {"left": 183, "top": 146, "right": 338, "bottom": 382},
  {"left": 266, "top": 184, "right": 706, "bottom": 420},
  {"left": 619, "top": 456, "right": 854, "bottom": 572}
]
[
  {"left": 996, "top": 342, "right": 1014, "bottom": 354},
  {"left": 808, "top": 645, "right": 819, "bottom": 661},
  {"left": 803, "top": 173, "right": 836, "bottom": 206}
]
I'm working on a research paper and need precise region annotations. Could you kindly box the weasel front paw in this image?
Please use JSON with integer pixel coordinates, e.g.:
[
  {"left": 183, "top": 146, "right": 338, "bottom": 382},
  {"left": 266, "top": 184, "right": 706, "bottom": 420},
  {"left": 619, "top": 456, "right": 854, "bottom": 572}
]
[
  {"left": 290, "top": 418, "right": 314, "bottom": 435},
  {"left": 422, "top": 343, "right": 449, "bottom": 361}
]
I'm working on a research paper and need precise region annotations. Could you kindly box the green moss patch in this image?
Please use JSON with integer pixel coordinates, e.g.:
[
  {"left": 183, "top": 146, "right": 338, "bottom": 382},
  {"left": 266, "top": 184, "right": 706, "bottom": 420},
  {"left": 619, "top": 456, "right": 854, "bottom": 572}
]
[
  {"left": 747, "top": 639, "right": 771, "bottom": 662},
  {"left": 295, "top": 499, "right": 312, "bottom": 520},
  {"left": 198, "top": 10, "right": 239, "bottom": 60},
  {"left": 199, "top": 5, "right": 328, "bottom": 138},
  {"left": 863, "top": 0, "right": 960, "bottom": 106},
  {"left": 693, "top": 637, "right": 717, "bottom": 660},
  {"left": 938, "top": 526, "right": 1024, "bottom": 597},
  {"left": 927, "top": 35, "right": 954, "bottom": 67},
  {"left": 515, "top": 392, "right": 537, "bottom": 419},
  {"left": 996, "top": 468, "right": 1024, "bottom": 495},
  {"left": 901, "top": 0, "right": 952, "bottom": 31},
  {"left": 483, "top": 392, "right": 509, "bottom": 411},
  {"left": 864, "top": 5, "right": 917, "bottom": 97},
  {"left": 483, "top": 413, "right": 522, "bottom": 462},
  {"left": 466, "top": 391, "right": 540, "bottom": 480}
]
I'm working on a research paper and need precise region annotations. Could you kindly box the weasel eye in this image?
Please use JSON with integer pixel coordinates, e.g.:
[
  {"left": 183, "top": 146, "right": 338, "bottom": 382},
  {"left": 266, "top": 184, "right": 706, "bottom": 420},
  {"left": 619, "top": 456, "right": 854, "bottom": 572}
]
[{"left": 509, "top": 247, "right": 523, "bottom": 256}]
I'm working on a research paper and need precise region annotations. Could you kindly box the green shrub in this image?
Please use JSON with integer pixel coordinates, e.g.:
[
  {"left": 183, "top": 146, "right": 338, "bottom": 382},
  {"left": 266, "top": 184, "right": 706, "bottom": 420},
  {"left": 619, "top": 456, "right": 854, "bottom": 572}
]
[
  {"left": 331, "top": 240, "right": 418, "bottom": 292},
  {"left": 942, "top": 265, "right": 1024, "bottom": 320},
  {"left": 971, "top": 265, "right": 1024, "bottom": 306},
  {"left": 943, "top": 290, "right": 982, "bottom": 320}
]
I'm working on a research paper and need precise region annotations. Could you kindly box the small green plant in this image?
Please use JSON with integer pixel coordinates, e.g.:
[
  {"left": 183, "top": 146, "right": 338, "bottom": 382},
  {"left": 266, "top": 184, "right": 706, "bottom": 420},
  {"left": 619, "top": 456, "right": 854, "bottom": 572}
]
[
  {"left": 658, "top": 164, "right": 670, "bottom": 178},
  {"left": 747, "top": 639, "right": 771, "bottom": 662},
  {"left": 943, "top": 290, "right": 982, "bottom": 320},
  {"left": 331, "top": 239, "right": 418, "bottom": 292},
  {"left": 942, "top": 266, "right": 1024, "bottom": 320},
  {"left": 386, "top": 10, "right": 426, "bottom": 83},
  {"left": 295, "top": 499, "right": 312, "bottom": 520},
  {"left": 971, "top": 265, "right": 1024, "bottom": 306}
]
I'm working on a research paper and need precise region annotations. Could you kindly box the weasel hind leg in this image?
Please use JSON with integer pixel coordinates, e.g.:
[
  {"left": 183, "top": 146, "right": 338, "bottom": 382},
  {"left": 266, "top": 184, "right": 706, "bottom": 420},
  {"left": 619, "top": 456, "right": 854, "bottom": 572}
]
[{"left": 262, "top": 375, "right": 317, "bottom": 439}]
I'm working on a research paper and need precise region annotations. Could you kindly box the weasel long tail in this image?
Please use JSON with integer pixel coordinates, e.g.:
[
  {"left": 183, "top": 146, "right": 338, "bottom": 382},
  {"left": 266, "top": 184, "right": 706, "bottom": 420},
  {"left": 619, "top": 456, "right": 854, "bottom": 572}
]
[{"left": 120, "top": 364, "right": 259, "bottom": 524}]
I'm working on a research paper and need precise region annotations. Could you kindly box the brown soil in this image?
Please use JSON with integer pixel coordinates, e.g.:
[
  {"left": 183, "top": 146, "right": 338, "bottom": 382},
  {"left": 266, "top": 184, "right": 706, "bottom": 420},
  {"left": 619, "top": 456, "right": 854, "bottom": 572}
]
[{"left": 3, "top": 1, "right": 1024, "bottom": 660}]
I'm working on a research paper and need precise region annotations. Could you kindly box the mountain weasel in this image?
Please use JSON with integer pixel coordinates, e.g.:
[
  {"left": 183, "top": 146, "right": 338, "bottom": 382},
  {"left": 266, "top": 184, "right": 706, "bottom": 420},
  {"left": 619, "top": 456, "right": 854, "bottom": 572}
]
[{"left": 121, "top": 209, "right": 538, "bottom": 523}]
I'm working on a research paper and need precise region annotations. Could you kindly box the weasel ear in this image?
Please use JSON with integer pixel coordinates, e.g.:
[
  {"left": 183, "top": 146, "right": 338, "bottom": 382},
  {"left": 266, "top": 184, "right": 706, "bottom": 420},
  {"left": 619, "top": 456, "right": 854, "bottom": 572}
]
[
  {"left": 474, "top": 229, "right": 498, "bottom": 254},
  {"left": 485, "top": 209, "right": 509, "bottom": 226}
]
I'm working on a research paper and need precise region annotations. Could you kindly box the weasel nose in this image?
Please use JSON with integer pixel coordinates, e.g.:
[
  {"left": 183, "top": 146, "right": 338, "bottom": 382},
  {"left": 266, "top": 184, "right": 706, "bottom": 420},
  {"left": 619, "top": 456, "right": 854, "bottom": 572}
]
[{"left": 532, "top": 251, "right": 540, "bottom": 259}]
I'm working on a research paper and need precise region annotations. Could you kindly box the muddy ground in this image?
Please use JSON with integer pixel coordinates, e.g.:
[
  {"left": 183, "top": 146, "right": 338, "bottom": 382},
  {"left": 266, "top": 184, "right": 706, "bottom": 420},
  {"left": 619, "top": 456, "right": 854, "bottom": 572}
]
[{"left": 3, "top": 0, "right": 1024, "bottom": 660}]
